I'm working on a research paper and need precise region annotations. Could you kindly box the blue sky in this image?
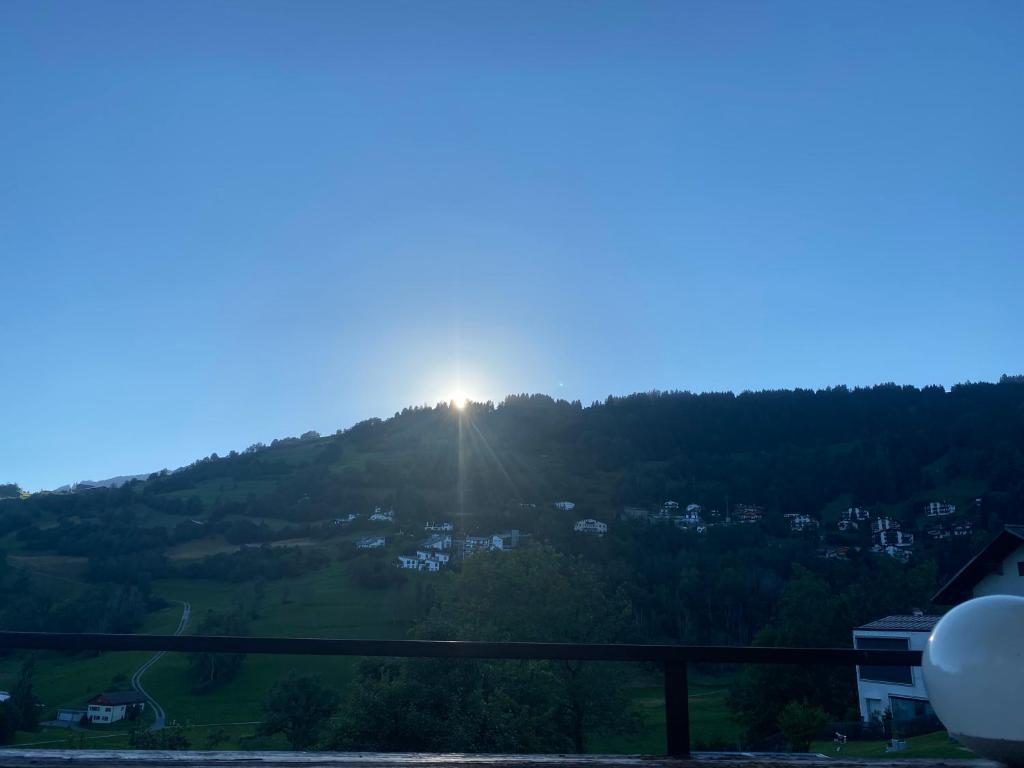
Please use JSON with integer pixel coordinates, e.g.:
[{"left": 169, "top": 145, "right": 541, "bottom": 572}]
[{"left": 2, "top": 1, "right": 1022, "bottom": 490}]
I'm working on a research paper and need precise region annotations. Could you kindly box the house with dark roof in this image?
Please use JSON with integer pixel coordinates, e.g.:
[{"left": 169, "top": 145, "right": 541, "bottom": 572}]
[
  {"left": 932, "top": 525, "right": 1024, "bottom": 605},
  {"left": 86, "top": 690, "right": 147, "bottom": 723},
  {"left": 852, "top": 613, "right": 942, "bottom": 729}
]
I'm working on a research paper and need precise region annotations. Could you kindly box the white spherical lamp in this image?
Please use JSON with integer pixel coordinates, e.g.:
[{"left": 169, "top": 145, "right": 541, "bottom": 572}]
[{"left": 922, "top": 595, "right": 1024, "bottom": 766}]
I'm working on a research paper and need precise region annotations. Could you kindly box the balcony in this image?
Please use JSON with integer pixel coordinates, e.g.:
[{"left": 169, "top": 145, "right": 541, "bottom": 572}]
[{"left": 0, "top": 632, "right": 945, "bottom": 767}]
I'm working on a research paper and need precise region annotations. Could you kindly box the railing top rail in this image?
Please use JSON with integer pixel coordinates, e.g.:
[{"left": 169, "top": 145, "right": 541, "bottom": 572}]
[{"left": 0, "top": 632, "right": 922, "bottom": 665}]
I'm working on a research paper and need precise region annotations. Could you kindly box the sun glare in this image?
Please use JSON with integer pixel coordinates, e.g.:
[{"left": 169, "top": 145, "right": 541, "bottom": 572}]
[{"left": 449, "top": 391, "right": 469, "bottom": 410}]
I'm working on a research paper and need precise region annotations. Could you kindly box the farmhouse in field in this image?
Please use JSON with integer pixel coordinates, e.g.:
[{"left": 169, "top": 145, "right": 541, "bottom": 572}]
[
  {"left": 356, "top": 535, "right": 386, "bottom": 549},
  {"left": 87, "top": 691, "right": 147, "bottom": 723},
  {"left": 553, "top": 501, "right": 575, "bottom": 511},
  {"left": 424, "top": 521, "right": 453, "bottom": 532},
  {"left": 573, "top": 518, "right": 608, "bottom": 535}
]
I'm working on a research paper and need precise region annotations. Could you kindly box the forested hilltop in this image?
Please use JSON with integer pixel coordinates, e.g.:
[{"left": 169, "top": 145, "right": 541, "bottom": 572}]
[{"left": 1, "top": 377, "right": 1023, "bottom": 750}]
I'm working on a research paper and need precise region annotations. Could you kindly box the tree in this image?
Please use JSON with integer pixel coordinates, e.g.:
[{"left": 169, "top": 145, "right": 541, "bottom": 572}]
[
  {"left": 187, "top": 610, "right": 248, "bottom": 692},
  {"left": 328, "top": 546, "right": 638, "bottom": 753},
  {"left": 260, "top": 673, "right": 339, "bottom": 749},
  {"left": 778, "top": 701, "right": 828, "bottom": 752},
  {"left": 11, "top": 660, "right": 39, "bottom": 732},
  {"left": 727, "top": 568, "right": 851, "bottom": 745}
]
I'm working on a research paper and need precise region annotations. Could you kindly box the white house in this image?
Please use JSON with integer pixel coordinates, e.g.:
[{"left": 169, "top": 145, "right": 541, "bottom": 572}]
[
  {"left": 733, "top": 504, "right": 763, "bottom": 523},
  {"left": 356, "top": 536, "right": 386, "bottom": 549},
  {"left": 685, "top": 503, "right": 702, "bottom": 515},
  {"left": 662, "top": 500, "right": 680, "bottom": 513},
  {"left": 573, "top": 519, "right": 608, "bottom": 535},
  {"left": 421, "top": 534, "right": 452, "bottom": 551},
  {"left": 398, "top": 550, "right": 450, "bottom": 572},
  {"left": 785, "top": 513, "right": 819, "bottom": 532},
  {"left": 554, "top": 501, "right": 576, "bottom": 511},
  {"left": 878, "top": 529, "right": 914, "bottom": 548},
  {"left": 933, "top": 525, "right": 1024, "bottom": 604},
  {"left": 853, "top": 614, "right": 941, "bottom": 727},
  {"left": 925, "top": 502, "right": 956, "bottom": 518},
  {"left": 87, "top": 691, "right": 147, "bottom": 723},
  {"left": 369, "top": 507, "right": 394, "bottom": 522},
  {"left": 333, "top": 514, "right": 356, "bottom": 526},
  {"left": 416, "top": 549, "right": 450, "bottom": 567},
  {"left": 491, "top": 530, "right": 520, "bottom": 550},
  {"left": 424, "top": 521, "right": 454, "bottom": 532},
  {"left": 673, "top": 512, "right": 703, "bottom": 529},
  {"left": 844, "top": 507, "right": 871, "bottom": 522},
  {"left": 872, "top": 517, "right": 900, "bottom": 534},
  {"left": 463, "top": 535, "right": 493, "bottom": 555}
]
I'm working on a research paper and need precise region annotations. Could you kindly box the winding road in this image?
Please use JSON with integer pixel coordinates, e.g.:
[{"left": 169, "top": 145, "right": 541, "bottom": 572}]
[{"left": 130, "top": 600, "right": 190, "bottom": 731}]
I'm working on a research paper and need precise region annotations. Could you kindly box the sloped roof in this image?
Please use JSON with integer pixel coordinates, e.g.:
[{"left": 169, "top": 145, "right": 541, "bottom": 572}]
[
  {"left": 855, "top": 614, "right": 941, "bottom": 632},
  {"left": 932, "top": 525, "right": 1024, "bottom": 605},
  {"left": 92, "top": 690, "right": 147, "bottom": 705}
]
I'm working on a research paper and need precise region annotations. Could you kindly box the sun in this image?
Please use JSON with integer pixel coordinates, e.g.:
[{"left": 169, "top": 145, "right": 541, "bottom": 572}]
[{"left": 448, "top": 391, "right": 469, "bottom": 410}]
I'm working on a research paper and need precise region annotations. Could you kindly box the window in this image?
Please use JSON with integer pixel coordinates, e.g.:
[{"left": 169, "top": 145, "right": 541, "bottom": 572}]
[
  {"left": 1017, "top": 561, "right": 1024, "bottom": 576},
  {"left": 889, "top": 696, "right": 936, "bottom": 724},
  {"left": 856, "top": 636, "right": 913, "bottom": 684}
]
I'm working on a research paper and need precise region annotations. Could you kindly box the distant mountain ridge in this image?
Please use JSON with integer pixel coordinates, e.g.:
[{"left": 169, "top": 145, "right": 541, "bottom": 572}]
[{"left": 54, "top": 473, "right": 153, "bottom": 493}]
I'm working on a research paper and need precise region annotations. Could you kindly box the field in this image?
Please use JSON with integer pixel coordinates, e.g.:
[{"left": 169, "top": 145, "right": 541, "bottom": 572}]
[
  {"left": 0, "top": 544, "right": 742, "bottom": 754},
  {"left": 0, "top": 552, "right": 421, "bottom": 741}
]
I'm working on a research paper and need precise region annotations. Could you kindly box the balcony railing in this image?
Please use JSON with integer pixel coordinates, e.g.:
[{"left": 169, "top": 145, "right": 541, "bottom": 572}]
[{"left": 0, "top": 632, "right": 922, "bottom": 757}]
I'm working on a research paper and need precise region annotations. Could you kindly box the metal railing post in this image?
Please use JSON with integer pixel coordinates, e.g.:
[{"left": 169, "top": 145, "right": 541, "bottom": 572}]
[{"left": 664, "top": 659, "right": 690, "bottom": 758}]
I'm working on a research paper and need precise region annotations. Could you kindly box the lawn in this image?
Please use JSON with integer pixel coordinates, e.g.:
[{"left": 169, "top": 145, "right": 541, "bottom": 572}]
[
  {"left": 129, "top": 559, "right": 422, "bottom": 727},
  {"left": 588, "top": 671, "right": 741, "bottom": 755},
  {"left": 811, "top": 731, "right": 981, "bottom": 760}
]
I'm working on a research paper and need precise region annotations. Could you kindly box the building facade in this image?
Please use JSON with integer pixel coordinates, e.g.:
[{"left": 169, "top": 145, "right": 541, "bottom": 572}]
[
  {"left": 853, "top": 615, "right": 940, "bottom": 728},
  {"left": 573, "top": 518, "right": 608, "bottom": 535},
  {"left": 933, "top": 525, "right": 1024, "bottom": 604},
  {"left": 86, "top": 691, "right": 147, "bottom": 723}
]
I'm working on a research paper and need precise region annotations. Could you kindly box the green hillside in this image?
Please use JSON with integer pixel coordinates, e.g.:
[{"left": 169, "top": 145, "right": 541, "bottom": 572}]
[{"left": 1, "top": 381, "right": 1023, "bottom": 752}]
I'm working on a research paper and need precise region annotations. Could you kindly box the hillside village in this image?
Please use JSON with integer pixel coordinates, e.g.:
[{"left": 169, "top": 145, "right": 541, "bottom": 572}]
[{"left": 313, "top": 488, "right": 987, "bottom": 577}]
